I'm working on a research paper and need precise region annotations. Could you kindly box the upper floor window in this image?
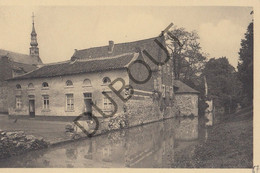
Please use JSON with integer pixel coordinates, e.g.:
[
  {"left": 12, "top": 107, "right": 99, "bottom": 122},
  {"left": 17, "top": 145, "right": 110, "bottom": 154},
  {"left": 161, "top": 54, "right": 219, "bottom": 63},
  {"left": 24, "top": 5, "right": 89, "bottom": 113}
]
[
  {"left": 102, "top": 77, "right": 111, "bottom": 85},
  {"left": 83, "top": 79, "right": 92, "bottom": 87},
  {"left": 28, "top": 83, "right": 34, "bottom": 89},
  {"left": 16, "top": 84, "right": 21, "bottom": 90},
  {"left": 42, "top": 82, "right": 49, "bottom": 88},
  {"left": 66, "top": 80, "right": 73, "bottom": 87}
]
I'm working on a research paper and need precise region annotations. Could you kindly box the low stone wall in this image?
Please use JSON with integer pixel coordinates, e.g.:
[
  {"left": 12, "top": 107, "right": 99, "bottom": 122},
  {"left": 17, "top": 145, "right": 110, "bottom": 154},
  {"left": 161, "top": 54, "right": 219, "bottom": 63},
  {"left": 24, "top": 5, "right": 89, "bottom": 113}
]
[
  {"left": 65, "top": 96, "right": 178, "bottom": 137},
  {"left": 124, "top": 97, "right": 163, "bottom": 127},
  {"left": 0, "top": 130, "right": 48, "bottom": 159}
]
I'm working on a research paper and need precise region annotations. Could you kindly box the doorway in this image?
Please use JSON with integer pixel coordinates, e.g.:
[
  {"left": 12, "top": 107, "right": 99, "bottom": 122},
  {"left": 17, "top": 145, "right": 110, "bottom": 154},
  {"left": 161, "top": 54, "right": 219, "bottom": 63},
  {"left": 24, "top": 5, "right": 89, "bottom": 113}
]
[
  {"left": 29, "top": 99, "right": 35, "bottom": 117},
  {"left": 84, "top": 93, "right": 92, "bottom": 114}
]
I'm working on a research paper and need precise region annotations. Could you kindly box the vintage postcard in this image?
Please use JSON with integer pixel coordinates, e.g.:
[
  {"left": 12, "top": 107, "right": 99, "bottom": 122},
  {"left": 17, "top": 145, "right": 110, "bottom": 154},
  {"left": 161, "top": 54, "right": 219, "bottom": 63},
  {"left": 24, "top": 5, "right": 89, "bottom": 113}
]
[{"left": 0, "top": 0, "right": 258, "bottom": 172}]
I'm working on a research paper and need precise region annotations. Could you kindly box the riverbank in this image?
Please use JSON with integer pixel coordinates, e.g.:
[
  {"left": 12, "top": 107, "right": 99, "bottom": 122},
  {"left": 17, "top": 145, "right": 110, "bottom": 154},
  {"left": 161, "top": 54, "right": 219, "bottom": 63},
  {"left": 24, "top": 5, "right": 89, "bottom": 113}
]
[
  {"left": 0, "top": 114, "right": 72, "bottom": 144},
  {"left": 191, "top": 106, "right": 253, "bottom": 168},
  {"left": 0, "top": 130, "right": 48, "bottom": 159},
  {"left": 0, "top": 113, "right": 176, "bottom": 159}
]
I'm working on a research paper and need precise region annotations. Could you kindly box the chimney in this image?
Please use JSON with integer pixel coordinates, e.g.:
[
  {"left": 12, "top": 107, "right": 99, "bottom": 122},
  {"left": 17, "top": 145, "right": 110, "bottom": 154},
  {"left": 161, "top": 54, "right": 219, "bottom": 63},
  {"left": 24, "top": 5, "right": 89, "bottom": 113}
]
[{"left": 108, "top": 40, "right": 114, "bottom": 53}]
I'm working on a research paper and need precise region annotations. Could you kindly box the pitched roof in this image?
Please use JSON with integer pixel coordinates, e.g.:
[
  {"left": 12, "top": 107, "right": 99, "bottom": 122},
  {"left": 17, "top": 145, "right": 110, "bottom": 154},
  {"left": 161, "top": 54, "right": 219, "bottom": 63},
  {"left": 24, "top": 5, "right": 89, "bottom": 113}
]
[
  {"left": 174, "top": 80, "right": 200, "bottom": 94},
  {"left": 0, "top": 49, "right": 42, "bottom": 65},
  {"left": 0, "top": 56, "right": 38, "bottom": 81},
  {"left": 10, "top": 61, "right": 38, "bottom": 72},
  {"left": 73, "top": 36, "right": 169, "bottom": 71},
  {"left": 9, "top": 53, "right": 139, "bottom": 80}
]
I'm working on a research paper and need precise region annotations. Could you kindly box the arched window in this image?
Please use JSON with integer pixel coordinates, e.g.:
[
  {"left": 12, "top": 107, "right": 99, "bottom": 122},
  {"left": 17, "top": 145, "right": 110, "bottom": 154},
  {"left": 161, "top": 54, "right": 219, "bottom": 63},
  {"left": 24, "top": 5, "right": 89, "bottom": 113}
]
[
  {"left": 42, "top": 82, "right": 49, "bottom": 88},
  {"left": 16, "top": 84, "right": 21, "bottom": 90},
  {"left": 28, "top": 83, "right": 34, "bottom": 89},
  {"left": 102, "top": 77, "right": 111, "bottom": 85},
  {"left": 83, "top": 79, "right": 92, "bottom": 87},
  {"left": 66, "top": 80, "right": 73, "bottom": 86}
]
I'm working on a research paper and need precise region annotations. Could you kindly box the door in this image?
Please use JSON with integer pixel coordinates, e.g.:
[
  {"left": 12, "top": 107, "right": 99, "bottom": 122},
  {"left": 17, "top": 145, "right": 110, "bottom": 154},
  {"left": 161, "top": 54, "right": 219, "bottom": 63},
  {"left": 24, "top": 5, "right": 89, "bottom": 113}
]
[
  {"left": 84, "top": 93, "right": 92, "bottom": 114},
  {"left": 29, "top": 99, "right": 35, "bottom": 117}
]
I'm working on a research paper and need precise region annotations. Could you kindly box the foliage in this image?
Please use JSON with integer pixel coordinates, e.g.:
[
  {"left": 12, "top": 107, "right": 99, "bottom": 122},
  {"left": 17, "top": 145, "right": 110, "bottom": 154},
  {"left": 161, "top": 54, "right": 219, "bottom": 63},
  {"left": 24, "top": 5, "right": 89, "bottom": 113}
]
[
  {"left": 166, "top": 27, "right": 209, "bottom": 115},
  {"left": 167, "top": 27, "right": 207, "bottom": 83},
  {"left": 202, "top": 57, "right": 241, "bottom": 113},
  {"left": 237, "top": 22, "right": 253, "bottom": 106}
]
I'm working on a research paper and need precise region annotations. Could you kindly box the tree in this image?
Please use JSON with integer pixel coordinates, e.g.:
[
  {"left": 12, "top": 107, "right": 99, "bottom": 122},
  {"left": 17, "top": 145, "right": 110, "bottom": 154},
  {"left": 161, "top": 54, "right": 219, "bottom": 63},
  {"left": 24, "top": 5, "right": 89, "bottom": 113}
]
[
  {"left": 166, "top": 27, "right": 207, "bottom": 115},
  {"left": 237, "top": 22, "right": 253, "bottom": 106},
  {"left": 167, "top": 27, "right": 207, "bottom": 85},
  {"left": 203, "top": 57, "right": 241, "bottom": 113}
]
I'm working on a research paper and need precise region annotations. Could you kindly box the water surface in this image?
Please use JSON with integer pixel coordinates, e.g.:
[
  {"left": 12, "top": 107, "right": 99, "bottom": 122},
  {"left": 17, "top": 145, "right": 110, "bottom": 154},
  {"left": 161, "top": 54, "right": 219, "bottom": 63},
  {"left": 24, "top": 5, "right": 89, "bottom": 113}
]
[{"left": 0, "top": 117, "right": 209, "bottom": 168}]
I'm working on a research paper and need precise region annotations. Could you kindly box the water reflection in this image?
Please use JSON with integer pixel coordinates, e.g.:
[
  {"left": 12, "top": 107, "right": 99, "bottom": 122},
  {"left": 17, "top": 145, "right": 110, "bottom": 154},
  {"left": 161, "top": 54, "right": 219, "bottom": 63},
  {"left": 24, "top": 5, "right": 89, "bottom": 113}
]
[
  {"left": 205, "top": 112, "right": 214, "bottom": 127},
  {"left": 0, "top": 117, "right": 208, "bottom": 168}
]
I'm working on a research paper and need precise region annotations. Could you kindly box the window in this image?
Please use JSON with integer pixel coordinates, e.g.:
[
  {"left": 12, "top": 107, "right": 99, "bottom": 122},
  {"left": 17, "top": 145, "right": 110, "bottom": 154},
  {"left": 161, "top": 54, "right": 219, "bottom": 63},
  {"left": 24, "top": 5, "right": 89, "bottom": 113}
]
[
  {"left": 170, "top": 87, "right": 173, "bottom": 98},
  {"left": 167, "top": 63, "right": 170, "bottom": 74},
  {"left": 84, "top": 92, "right": 92, "bottom": 99},
  {"left": 103, "top": 92, "right": 112, "bottom": 111},
  {"left": 42, "top": 95, "right": 49, "bottom": 109},
  {"left": 66, "top": 94, "right": 74, "bottom": 111},
  {"left": 83, "top": 79, "right": 92, "bottom": 87},
  {"left": 154, "top": 79, "right": 158, "bottom": 90},
  {"left": 125, "top": 86, "right": 133, "bottom": 97},
  {"left": 42, "top": 82, "right": 49, "bottom": 88},
  {"left": 162, "top": 85, "right": 166, "bottom": 98},
  {"left": 16, "top": 84, "right": 21, "bottom": 90},
  {"left": 16, "top": 96, "right": 22, "bottom": 109},
  {"left": 66, "top": 80, "right": 73, "bottom": 87},
  {"left": 163, "top": 65, "right": 166, "bottom": 74},
  {"left": 102, "top": 77, "right": 111, "bottom": 85},
  {"left": 28, "top": 83, "right": 34, "bottom": 89}
]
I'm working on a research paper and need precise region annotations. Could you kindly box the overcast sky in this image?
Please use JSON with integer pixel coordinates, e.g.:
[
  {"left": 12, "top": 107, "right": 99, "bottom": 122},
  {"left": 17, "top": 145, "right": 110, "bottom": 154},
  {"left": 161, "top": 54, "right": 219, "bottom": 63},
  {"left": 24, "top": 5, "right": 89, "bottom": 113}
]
[{"left": 0, "top": 6, "right": 253, "bottom": 67}]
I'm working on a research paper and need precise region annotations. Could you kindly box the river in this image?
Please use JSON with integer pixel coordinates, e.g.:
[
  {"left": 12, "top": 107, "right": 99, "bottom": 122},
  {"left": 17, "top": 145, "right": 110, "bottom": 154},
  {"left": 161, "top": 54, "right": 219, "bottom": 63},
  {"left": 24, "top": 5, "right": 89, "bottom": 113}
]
[{"left": 0, "top": 115, "right": 213, "bottom": 168}]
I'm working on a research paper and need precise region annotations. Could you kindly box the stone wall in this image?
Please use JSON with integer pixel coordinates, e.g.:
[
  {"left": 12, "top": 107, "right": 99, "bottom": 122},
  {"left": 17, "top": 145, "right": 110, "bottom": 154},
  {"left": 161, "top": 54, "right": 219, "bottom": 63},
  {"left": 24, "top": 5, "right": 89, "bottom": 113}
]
[
  {"left": 175, "top": 93, "right": 198, "bottom": 116},
  {"left": 124, "top": 97, "right": 163, "bottom": 127}
]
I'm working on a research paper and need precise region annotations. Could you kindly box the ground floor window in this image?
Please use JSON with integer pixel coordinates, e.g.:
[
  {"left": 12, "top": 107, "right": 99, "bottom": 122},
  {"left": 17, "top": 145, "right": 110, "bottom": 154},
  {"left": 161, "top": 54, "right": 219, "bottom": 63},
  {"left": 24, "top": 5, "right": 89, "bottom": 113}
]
[
  {"left": 103, "top": 92, "right": 113, "bottom": 111},
  {"left": 162, "top": 85, "right": 166, "bottom": 98},
  {"left": 66, "top": 94, "right": 74, "bottom": 111},
  {"left": 15, "top": 96, "right": 22, "bottom": 109},
  {"left": 42, "top": 95, "right": 49, "bottom": 109}
]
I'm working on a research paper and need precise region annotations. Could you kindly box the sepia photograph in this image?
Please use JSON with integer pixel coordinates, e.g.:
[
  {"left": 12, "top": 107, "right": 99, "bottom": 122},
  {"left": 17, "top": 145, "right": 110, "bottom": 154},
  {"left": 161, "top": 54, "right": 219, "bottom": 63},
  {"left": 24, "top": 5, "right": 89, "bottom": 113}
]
[{"left": 0, "top": 2, "right": 255, "bottom": 169}]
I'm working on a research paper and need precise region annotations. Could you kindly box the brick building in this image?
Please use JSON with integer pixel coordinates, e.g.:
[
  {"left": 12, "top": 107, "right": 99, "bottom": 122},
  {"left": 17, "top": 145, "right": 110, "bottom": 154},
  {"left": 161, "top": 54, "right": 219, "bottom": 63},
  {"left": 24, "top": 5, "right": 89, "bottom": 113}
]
[{"left": 7, "top": 35, "right": 176, "bottom": 125}]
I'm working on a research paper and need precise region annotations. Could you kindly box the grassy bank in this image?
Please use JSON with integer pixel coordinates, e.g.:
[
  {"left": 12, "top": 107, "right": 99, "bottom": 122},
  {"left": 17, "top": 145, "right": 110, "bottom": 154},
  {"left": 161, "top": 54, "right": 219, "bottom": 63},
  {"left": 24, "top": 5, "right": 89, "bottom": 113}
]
[{"left": 192, "top": 107, "right": 253, "bottom": 168}]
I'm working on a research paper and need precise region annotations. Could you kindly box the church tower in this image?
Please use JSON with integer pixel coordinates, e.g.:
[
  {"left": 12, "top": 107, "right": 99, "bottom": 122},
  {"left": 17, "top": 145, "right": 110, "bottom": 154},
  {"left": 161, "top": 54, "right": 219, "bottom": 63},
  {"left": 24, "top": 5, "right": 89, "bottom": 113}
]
[{"left": 29, "top": 13, "right": 39, "bottom": 58}]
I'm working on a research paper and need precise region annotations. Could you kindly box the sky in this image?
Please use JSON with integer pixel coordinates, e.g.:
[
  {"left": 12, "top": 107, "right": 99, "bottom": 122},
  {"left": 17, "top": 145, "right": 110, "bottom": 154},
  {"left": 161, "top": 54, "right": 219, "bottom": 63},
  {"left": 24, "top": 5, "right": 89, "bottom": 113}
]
[{"left": 0, "top": 6, "right": 253, "bottom": 67}]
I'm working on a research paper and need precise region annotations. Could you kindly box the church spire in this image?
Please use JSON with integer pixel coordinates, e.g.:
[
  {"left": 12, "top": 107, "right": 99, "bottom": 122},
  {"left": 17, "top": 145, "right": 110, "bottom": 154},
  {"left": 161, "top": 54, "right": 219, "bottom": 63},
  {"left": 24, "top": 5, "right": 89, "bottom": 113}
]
[{"left": 30, "top": 12, "right": 39, "bottom": 57}]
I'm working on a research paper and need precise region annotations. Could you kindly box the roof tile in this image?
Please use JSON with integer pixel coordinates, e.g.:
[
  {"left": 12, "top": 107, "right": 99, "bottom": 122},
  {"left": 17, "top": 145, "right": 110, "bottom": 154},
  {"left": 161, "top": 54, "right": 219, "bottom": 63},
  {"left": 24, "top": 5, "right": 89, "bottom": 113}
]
[{"left": 9, "top": 53, "right": 138, "bottom": 80}]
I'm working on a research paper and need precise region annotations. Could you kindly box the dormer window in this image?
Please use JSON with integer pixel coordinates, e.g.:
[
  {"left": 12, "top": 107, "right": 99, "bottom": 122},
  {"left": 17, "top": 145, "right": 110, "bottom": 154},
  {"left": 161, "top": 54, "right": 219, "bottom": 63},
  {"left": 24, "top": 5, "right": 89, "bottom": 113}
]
[
  {"left": 66, "top": 80, "right": 73, "bottom": 87},
  {"left": 102, "top": 77, "right": 111, "bottom": 85},
  {"left": 42, "top": 82, "right": 49, "bottom": 89},
  {"left": 16, "top": 84, "right": 21, "bottom": 90}
]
